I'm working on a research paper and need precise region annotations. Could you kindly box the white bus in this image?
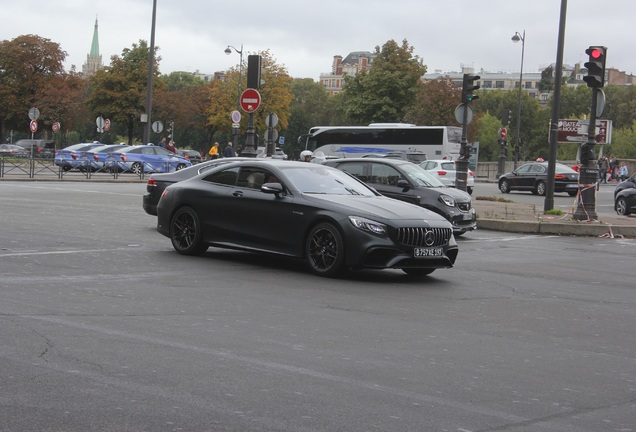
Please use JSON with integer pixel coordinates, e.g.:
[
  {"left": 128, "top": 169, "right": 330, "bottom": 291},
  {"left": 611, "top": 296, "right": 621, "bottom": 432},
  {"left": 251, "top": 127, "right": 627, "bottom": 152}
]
[{"left": 299, "top": 124, "right": 463, "bottom": 160}]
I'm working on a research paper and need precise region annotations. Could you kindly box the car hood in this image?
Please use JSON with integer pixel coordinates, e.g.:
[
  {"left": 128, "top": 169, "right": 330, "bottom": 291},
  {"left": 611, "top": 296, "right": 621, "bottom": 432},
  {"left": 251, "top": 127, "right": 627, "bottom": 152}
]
[
  {"left": 415, "top": 185, "right": 471, "bottom": 203},
  {"left": 303, "top": 194, "right": 450, "bottom": 225}
]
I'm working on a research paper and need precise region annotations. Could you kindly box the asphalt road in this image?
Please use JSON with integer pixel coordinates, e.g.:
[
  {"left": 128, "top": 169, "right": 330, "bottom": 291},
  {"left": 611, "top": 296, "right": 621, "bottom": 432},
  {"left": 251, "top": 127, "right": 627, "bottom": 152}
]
[
  {"left": 473, "top": 181, "right": 619, "bottom": 219},
  {"left": 1, "top": 181, "right": 635, "bottom": 432}
]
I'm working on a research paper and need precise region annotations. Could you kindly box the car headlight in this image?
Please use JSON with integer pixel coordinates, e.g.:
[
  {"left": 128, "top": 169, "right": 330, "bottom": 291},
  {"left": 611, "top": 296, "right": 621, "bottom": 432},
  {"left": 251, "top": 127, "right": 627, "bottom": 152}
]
[
  {"left": 348, "top": 216, "right": 387, "bottom": 237},
  {"left": 439, "top": 194, "right": 456, "bottom": 207}
]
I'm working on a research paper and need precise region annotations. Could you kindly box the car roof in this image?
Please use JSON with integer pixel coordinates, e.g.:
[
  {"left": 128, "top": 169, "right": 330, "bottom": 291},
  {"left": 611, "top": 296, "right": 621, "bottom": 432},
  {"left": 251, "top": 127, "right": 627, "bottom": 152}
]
[{"left": 324, "top": 157, "right": 412, "bottom": 166}]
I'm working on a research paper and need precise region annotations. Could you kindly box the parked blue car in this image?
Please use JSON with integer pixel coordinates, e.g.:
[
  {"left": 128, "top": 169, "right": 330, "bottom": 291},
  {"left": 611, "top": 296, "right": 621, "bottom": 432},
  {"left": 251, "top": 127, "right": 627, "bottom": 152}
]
[
  {"left": 54, "top": 142, "right": 105, "bottom": 171},
  {"left": 105, "top": 145, "right": 191, "bottom": 174},
  {"left": 78, "top": 144, "right": 129, "bottom": 172}
]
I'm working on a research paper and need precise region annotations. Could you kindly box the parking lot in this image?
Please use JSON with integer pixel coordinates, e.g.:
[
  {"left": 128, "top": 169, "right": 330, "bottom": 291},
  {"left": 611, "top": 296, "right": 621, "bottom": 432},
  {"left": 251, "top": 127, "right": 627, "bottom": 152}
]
[{"left": 1, "top": 181, "right": 635, "bottom": 431}]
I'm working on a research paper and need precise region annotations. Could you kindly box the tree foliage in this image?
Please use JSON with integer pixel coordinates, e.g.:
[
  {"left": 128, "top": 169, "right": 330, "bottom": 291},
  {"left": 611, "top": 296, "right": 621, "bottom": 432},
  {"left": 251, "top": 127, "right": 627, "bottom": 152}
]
[
  {"left": 341, "top": 39, "right": 426, "bottom": 125},
  {"left": 0, "top": 34, "right": 67, "bottom": 139},
  {"left": 86, "top": 40, "right": 164, "bottom": 144},
  {"left": 404, "top": 78, "right": 461, "bottom": 126}
]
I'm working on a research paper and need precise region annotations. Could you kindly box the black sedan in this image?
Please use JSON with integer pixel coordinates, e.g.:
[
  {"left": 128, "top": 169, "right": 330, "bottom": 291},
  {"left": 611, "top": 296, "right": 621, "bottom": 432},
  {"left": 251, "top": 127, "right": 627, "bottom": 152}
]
[
  {"left": 143, "top": 157, "right": 254, "bottom": 215},
  {"left": 156, "top": 160, "right": 458, "bottom": 277},
  {"left": 323, "top": 158, "right": 476, "bottom": 235},
  {"left": 614, "top": 173, "right": 636, "bottom": 216},
  {"left": 498, "top": 162, "right": 579, "bottom": 196}
]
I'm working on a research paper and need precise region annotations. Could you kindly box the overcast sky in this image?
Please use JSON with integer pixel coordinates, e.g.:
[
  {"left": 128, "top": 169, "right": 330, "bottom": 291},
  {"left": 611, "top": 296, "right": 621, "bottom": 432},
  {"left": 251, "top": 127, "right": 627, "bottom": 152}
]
[{"left": 2, "top": 0, "right": 634, "bottom": 79}]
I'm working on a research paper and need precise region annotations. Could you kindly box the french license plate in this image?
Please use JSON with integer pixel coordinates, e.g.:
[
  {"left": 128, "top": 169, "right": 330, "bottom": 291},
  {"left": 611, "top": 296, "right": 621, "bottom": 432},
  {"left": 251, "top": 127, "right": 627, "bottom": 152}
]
[{"left": 414, "top": 247, "right": 443, "bottom": 257}]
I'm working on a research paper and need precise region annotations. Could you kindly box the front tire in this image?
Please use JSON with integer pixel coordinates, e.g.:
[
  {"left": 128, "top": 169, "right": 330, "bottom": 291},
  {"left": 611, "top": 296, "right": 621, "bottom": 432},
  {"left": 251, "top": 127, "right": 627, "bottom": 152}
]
[
  {"left": 131, "top": 162, "right": 143, "bottom": 175},
  {"left": 306, "top": 222, "right": 345, "bottom": 277},
  {"left": 616, "top": 197, "right": 630, "bottom": 216},
  {"left": 403, "top": 268, "right": 436, "bottom": 276},
  {"left": 170, "top": 207, "right": 208, "bottom": 255},
  {"left": 499, "top": 179, "right": 510, "bottom": 193}
]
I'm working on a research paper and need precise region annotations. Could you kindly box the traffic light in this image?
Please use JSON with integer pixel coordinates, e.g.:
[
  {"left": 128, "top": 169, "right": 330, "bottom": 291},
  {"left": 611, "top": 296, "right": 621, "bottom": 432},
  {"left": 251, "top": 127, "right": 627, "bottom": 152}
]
[
  {"left": 580, "top": 143, "right": 594, "bottom": 165},
  {"left": 501, "top": 108, "right": 512, "bottom": 126},
  {"left": 462, "top": 74, "right": 480, "bottom": 104},
  {"left": 247, "top": 55, "right": 262, "bottom": 89},
  {"left": 583, "top": 46, "right": 607, "bottom": 88}
]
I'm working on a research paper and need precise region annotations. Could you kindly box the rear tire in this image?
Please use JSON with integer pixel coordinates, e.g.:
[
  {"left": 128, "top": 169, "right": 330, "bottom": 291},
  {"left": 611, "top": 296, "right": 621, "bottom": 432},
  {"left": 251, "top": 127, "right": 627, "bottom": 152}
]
[
  {"left": 306, "top": 222, "right": 345, "bottom": 277},
  {"left": 131, "top": 162, "right": 143, "bottom": 175},
  {"left": 170, "top": 207, "right": 208, "bottom": 255},
  {"left": 535, "top": 181, "right": 547, "bottom": 196}
]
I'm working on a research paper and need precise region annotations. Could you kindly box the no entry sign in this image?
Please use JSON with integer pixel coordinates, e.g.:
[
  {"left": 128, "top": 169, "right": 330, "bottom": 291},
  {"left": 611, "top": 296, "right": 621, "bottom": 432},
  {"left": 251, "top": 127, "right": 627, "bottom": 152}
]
[{"left": 240, "top": 88, "right": 261, "bottom": 113}]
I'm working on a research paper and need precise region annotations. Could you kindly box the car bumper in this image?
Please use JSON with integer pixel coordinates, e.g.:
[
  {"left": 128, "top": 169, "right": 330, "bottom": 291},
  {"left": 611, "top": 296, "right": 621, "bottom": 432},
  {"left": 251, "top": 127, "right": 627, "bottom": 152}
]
[{"left": 142, "top": 193, "right": 158, "bottom": 216}]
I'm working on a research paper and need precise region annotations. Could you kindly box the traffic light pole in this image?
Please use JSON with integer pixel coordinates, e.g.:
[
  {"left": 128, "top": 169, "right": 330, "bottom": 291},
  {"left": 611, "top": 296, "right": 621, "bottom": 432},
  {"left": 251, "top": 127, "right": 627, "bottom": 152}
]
[
  {"left": 573, "top": 88, "right": 599, "bottom": 221},
  {"left": 455, "top": 104, "right": 470, "bottom": 193}
]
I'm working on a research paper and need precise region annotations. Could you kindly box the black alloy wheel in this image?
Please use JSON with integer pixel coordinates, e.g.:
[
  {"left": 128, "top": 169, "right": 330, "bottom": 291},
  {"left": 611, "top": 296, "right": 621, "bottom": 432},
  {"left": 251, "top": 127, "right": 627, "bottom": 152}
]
[
  {"left": 306, "top": 222, "right": 345, "bottom": 277},
  {"left": 170, "top": 207, "right": 208, "bottom": 255},
  {"left": 616, "top": 197, "right": 630, "bottom": 216},
  {"left": 535, "top": 181, "right": 547, "bottom": 196}
]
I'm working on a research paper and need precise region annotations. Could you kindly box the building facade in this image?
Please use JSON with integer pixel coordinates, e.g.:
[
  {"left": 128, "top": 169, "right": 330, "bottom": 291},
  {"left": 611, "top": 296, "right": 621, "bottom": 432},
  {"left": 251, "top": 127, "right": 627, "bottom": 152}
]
[{"left": 319, "top": 51, "right": 374, "bottom": 96}]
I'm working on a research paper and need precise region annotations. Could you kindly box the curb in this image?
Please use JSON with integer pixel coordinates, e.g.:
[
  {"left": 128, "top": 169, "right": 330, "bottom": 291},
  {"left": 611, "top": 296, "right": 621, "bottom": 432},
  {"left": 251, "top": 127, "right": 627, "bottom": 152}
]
[{"left": 477, "top": 218, "right": 636, "bottom": 238}]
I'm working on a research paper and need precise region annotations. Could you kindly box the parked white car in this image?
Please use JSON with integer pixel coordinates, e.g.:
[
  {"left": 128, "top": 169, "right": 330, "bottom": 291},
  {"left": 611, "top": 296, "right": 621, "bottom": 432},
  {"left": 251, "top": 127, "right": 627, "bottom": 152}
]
[{"left": 420, "top": 159, "right": 475, "bottom": 195}]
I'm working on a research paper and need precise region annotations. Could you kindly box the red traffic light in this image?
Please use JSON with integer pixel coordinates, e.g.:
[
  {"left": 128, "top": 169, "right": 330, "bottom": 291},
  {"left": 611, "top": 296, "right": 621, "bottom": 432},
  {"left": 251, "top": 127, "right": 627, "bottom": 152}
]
[{"left": 590, "top": 48, "right": 603, "bottom": 59}]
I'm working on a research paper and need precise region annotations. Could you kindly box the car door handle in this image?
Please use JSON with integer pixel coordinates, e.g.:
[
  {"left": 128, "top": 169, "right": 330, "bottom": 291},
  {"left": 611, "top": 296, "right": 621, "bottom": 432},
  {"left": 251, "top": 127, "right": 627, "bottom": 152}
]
[{"left": 233, "top": 191, "right": 244, "bottom": 197}]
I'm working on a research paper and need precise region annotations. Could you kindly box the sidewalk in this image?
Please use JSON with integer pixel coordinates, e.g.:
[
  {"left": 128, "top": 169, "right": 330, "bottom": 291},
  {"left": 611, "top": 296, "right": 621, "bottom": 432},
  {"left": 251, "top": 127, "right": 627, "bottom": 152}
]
[{"left": 473, "top": 197, "right": 636, "bottom": 238}]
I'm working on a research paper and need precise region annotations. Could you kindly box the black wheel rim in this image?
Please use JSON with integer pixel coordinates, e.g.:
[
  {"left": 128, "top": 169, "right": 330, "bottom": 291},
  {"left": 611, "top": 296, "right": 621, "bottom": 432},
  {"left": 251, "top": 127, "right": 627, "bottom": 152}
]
[
  {"left": 172, "top": 211, "right": 197, "bottom": 250},
  {"left": 308, "top": 227, "right": 339, "bottom": 272}
]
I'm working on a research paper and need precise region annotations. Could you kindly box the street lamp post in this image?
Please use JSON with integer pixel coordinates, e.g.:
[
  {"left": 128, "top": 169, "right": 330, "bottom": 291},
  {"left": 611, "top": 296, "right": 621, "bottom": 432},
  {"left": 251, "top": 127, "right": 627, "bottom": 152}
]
[
  {"left": 225, "top": 44, "right": 243, "bottom": 151},
  {"left": 512, "top": 30, "right": 525, "bottom": 168}
]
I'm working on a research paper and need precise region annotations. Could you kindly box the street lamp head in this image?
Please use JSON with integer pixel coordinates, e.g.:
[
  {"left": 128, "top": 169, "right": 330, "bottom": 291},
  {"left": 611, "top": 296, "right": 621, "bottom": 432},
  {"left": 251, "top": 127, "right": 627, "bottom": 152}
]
[
  {"left": 224, "top": 46, "right": 232, "bottom": 55},
  {"left": 511, "top": 32, "right": 523, "bottom": 43}
]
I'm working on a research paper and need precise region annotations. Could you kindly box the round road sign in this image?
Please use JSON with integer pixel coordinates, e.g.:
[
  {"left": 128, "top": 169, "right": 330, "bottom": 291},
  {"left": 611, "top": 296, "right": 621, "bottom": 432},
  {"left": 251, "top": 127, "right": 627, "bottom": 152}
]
[
  {"left": 104, "top": 119, "right": 111, "bottom": 132},
  {"left": 231, "top": 110, "right": 241, "bottom": 123},
  {"left": 29, "top": 107, "right": 40, "bottom": 120},
  {"left": 52, "top": 122, "right": 60, "bottom": 133},
  {"left": 240, "top": 89, "right": 261, "bottom": 113},
  {"left": 30, "top": 120, "right": 38, "bottom": 133}
]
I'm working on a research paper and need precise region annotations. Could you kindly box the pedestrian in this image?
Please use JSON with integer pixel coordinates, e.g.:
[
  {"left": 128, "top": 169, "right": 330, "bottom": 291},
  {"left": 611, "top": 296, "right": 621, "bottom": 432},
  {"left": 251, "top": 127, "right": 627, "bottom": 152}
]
[
  {"left": 609, "top": 154, "right": 619, "bottom": 181},
  {"left": 619, "top": 162, "right": 628, "bottom": 181},
  {"left": 159, "top": 137, "right": 168, "bottom": 148},
  {"left": 223, "top": 142, "right": 235, "bottom": 158},
  {"left": 208, "top": 142, "right": 219, "bottom": 160},
  {"left": 598, "top": 155, "right": 609, "bottom": 183},
  {"left": 235, "top": 144, "right": 243, "bottom": 156},
  {"left": 166, "top": 140, "right": 176, "bottom": 153}
]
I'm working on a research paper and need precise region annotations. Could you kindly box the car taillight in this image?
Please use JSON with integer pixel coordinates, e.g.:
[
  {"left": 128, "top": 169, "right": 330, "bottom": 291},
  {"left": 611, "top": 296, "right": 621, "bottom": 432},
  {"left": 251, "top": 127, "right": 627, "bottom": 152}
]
[
  {"left": 555, "top": 174, "right": 566, "bottom": 180},
  {"left": 437, "top": 170, "right": 448, "bottom": 176},
  {"left": 120, "top": 155, "right": 127, "bottom": 162},
  {"left": 161, "top": 190, "right": 169, "bottom": 198},
  {"left": 184, "top": 154, "right": 190, "bottom": 160},
  {"left": 147, "top": 177, "right": 157, "bottom": 187},
  {"left": 93, "top": 154, "right": 100, "bottom": 161},
  {"left": 71, "top": 152, "right": 77, "bottom": 160}
]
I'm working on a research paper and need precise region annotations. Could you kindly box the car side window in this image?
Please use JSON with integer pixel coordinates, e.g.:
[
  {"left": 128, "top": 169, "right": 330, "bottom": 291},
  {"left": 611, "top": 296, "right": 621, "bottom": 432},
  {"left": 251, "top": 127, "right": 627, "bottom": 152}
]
[
  {"left": 141, "top": 147, "right": 156, "bottom": 155},
  {"left": 335, "top": 162, "right": 367, "bottom": 182},
  {"left": 203, "top": 167, "right": 239, "bottom": 185},
  {"left": 370, "top": 163, "right": 403, "bottom": 186},
  {"left": 517, "top": 164, "right": 532, "bottom": 174}
]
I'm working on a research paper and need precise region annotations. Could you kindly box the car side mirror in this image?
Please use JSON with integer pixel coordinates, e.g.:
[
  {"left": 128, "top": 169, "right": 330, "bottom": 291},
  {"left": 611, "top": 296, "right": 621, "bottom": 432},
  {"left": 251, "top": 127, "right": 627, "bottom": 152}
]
[
  {"left": 262, "top": 182, "right": 284, "bottom": 198},
  {"left": 396, "top": 179, "right": 410, "bottom": 190}
]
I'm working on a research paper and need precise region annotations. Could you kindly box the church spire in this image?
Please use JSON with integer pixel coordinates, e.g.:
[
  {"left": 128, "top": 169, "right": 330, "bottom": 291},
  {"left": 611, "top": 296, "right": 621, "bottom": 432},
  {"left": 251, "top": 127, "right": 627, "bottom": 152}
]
[{"left": 82, "top": 16, "right": 103, "bottom": 76}]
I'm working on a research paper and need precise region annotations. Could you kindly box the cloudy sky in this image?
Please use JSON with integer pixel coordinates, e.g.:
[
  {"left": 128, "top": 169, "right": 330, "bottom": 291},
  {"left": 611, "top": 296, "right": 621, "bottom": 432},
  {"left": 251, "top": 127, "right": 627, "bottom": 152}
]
[{"left": 2, "top": 0, "right": 634, "bottom": 79}]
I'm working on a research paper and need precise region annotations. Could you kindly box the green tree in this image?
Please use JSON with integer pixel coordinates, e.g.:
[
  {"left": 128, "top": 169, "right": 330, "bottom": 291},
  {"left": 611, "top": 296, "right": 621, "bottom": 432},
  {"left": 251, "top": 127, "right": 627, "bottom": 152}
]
[
  {"left": 284, "top": 78, "right": 330, "bottom": 159},
  {"left": 404, "top": 78, "right": 461, "bottom": 126},
  {"left": 86, "top": 40, "right": 164, "bottom": 144},
  {"left": 0, "top": 34, "right": 67, "bottom": 141},
  {"left": 341, "top": 39, "right": 426, "bottom": 124},
  {"left": 207, "top": 50, "right": 293, "bottom": 149}
]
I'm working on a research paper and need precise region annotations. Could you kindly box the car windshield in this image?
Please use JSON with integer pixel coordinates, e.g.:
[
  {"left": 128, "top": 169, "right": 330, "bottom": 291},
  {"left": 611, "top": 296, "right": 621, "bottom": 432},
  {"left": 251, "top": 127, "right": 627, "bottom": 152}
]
[
  {"left": 282, "top": 166, "right": 375, "bottom": 196},
  {"left": 400, "top": 163, "right": 447, "bottom": 187}
]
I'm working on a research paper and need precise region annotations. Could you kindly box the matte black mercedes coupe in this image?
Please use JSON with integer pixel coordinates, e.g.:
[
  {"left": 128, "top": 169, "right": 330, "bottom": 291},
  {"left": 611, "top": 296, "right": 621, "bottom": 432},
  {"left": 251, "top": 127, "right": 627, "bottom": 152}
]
[{"left": 156, "top": 160, "right": 458, "bottom": 277}]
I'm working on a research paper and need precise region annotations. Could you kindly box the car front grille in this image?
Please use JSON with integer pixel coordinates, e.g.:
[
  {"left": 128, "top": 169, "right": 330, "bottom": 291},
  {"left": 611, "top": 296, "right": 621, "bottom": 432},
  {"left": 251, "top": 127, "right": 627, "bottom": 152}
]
[{"left": 396, "top": 227, "right": 452, "bottom": 247}]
